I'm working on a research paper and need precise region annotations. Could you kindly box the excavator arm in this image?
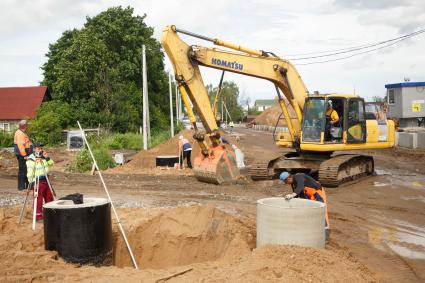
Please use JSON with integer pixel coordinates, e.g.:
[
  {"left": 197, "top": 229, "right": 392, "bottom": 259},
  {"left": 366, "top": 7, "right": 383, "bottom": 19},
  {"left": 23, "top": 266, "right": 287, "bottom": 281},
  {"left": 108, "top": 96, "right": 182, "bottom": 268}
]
[{"left": 161, "top": 25, "right": 309, "bottom": 184}]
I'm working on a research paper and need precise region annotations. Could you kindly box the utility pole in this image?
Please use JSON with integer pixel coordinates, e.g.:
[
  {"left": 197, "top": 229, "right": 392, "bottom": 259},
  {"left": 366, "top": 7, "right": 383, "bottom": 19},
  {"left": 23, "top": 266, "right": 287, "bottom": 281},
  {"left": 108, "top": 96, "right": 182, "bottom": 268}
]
[
  {"left": 169, "top": 72, "right": 174, "bottom": 137},
  {"left": 175, "top": 82, "right": 179, "bottom": 121},
  {"left": 142, "top": 45, "right": 150, "bottom": 150},
  {"left": 178, "top": 86, "right": 182, "bottom": 120}
]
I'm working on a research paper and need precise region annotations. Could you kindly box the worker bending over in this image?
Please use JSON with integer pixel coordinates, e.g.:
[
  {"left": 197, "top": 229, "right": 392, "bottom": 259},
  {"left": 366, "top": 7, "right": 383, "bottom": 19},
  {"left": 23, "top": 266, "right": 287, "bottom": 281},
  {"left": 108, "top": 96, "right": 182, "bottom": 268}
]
[
  {"left": 178, "top": 135, "right": 192, "bottom": 169},
  {"left": 280, "top": 172, "right": 329, "bottom": 231},
  {"left": 26, "top": 142, "right": 54, "bottom": 221},
  {"left": 325, "top": 101, "right": 339, "bottom": 141}
]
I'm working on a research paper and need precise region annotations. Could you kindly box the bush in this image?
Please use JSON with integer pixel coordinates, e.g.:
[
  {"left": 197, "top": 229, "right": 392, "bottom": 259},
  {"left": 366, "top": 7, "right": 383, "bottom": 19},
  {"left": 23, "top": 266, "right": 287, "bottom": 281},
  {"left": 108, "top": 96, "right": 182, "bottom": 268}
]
[
  {"left": 0, "top": 131, "right": 14, "bottom": 147},
  {"left": 150, "top": 130, "right": 171, "bottom": 148},
  {"left": 28, "top": 112, "right": 63, "bottom": 146},
  {"left": 72, "top": 136, "right": 116, "bottom": 172},
  {"left": 103, "top": 133, "right": 142, "bottom": 150}
]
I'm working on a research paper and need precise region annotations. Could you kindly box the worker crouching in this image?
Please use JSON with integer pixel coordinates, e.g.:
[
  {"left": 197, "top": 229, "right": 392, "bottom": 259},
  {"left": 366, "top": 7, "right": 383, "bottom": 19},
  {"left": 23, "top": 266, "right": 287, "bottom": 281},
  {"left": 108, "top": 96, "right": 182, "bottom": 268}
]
[
  {"left": 26, "top": 142, "right": 54, "bottom": 221},
  {"left": 280, "top": 172, "right": 330, "bottom": 237}
]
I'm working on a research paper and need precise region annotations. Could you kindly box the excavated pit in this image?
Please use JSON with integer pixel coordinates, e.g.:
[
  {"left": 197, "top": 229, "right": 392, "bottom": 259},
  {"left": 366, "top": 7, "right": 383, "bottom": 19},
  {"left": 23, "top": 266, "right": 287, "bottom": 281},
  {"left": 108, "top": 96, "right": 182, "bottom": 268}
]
[{"left": 113, "top": 205, "right": 256, "bottom": 269}]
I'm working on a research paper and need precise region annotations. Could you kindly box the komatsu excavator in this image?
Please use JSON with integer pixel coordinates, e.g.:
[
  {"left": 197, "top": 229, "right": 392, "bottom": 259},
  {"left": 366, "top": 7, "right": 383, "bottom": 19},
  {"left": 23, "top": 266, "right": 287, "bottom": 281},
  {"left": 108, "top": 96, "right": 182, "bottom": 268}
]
[{"left": 161, "top": 25, "right": 395, "bottom": 186}]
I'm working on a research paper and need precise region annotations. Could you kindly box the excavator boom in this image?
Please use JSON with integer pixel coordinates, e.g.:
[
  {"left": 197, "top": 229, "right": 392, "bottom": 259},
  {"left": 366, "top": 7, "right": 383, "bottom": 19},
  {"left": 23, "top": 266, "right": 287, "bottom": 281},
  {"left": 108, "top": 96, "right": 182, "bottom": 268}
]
[{"left": 161, "top": 25, "right": 311, "bottom": 184}]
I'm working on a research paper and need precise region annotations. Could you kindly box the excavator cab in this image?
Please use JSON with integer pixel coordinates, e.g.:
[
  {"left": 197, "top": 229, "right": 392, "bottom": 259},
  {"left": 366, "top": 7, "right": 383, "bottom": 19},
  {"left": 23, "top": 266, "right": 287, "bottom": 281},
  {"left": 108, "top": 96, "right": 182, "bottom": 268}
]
[{"left": 301, "top": 95, "right": 367, "bottom": 145}]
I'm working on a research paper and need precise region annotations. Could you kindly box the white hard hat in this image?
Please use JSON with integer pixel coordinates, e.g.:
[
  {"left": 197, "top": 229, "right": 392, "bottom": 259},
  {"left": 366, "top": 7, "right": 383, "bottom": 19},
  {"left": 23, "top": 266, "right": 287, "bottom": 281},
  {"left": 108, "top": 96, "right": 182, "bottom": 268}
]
[{"left": 179, "top": 135, "right": 183, "bottom": 140}]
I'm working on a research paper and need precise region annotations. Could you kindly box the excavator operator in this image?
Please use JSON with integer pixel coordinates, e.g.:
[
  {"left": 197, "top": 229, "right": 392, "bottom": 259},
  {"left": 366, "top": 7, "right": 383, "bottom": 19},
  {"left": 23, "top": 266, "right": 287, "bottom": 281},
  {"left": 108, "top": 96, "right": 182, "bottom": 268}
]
[{"left": 325, "top": 101, "right": 339, "bottom": 141}]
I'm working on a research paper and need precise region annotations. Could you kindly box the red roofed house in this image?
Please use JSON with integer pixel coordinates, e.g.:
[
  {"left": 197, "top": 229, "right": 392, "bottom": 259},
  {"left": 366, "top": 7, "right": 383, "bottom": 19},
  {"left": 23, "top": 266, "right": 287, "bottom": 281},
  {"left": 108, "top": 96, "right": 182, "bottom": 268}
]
[{"left": 0, "top": 86, "right": 49, "bottom": 132}]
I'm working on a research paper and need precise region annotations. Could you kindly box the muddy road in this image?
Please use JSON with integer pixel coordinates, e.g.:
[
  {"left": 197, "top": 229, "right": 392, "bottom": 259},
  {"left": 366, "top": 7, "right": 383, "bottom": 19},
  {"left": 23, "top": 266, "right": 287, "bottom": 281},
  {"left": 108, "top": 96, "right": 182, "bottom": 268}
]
[{"left": 0, "top": 127, "right": 425, "bottom": 282}]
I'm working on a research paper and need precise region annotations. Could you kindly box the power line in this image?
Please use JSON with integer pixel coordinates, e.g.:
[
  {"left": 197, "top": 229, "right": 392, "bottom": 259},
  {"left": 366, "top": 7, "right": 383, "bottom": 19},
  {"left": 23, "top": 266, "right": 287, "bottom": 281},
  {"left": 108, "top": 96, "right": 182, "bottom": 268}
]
[
  {"left": 286, "top": 28, "right": 425, "bottom": 61},
  {"left": 295, "top": 35, "right": 418, "bottom": 65}
]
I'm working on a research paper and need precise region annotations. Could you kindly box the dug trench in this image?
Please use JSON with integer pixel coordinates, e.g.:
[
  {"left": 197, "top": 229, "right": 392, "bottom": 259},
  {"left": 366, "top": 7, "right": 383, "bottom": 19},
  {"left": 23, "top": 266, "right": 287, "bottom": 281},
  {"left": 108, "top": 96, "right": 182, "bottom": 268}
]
[{"left": 0, "top": 204, "right": 375, "bottom": 282}]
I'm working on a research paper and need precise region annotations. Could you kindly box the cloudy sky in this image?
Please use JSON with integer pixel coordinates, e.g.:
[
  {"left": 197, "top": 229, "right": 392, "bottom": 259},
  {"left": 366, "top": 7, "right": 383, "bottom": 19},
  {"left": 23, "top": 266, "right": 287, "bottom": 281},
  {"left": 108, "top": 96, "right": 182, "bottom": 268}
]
[{"left": 1, "top": 0, "right": 424, "bottom": 102}]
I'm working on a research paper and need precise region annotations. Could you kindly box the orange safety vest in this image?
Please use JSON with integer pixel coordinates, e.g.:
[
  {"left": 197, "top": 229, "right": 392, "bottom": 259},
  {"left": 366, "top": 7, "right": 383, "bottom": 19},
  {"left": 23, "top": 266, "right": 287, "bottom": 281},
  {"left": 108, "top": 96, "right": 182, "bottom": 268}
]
[
  {"left": 303, "top": 186, "right": 330, "bottom": 228},
  {"left": 14, "top": 129, "right": 32, "bottom": 157}
]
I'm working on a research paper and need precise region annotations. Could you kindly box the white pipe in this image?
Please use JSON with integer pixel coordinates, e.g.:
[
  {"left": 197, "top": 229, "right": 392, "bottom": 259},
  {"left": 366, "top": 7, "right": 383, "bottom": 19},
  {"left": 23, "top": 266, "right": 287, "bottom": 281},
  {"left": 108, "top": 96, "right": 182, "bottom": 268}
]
[
  {"left": 77, "top": 121, "right": 139, "bottom": 269},
  {"left": 175, "top": 81, "right": 179, "bottom": 121}
]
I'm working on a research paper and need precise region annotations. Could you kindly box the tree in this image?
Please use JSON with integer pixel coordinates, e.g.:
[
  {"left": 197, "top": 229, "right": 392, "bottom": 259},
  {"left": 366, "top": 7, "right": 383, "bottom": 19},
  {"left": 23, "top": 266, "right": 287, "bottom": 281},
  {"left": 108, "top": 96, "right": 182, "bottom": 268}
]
[
  {"left": 372, "top": 96, "right": 385, "bottom": 103},
  {"left": 206, "top": 81, "right": 244, "bottom": 122},
  {"left": 41, "top": 6, "right": 170, "bottom": 133}
]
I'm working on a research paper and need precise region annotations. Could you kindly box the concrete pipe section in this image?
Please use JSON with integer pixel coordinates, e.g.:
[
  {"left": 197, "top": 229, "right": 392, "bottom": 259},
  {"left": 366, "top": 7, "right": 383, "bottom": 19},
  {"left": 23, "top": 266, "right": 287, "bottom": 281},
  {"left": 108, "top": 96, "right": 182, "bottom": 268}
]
[
  {"left": 257, "top": 197, "right": 326, "bottom": 249},
  {"left": 43, "top": 197, "right": 113, "bottom": 265}
]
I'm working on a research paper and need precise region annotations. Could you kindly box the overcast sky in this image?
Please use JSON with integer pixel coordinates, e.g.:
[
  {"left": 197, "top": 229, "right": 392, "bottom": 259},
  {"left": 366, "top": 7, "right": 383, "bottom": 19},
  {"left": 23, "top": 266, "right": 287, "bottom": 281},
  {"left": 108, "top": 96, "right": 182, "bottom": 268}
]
[{"left": 1, "top": 0, "right": 424, "bottom": 102}]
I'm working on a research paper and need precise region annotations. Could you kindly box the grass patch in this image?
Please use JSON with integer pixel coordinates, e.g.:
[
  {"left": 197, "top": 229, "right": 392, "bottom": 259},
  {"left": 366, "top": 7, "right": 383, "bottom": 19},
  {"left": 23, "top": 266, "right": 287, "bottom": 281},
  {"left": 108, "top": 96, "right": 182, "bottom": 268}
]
[
  {"left": 103, "top": 133, "right": 142, "bottom": 150},
  {"left": 71, "top": 128, "right": 180, "bottom": 172}
]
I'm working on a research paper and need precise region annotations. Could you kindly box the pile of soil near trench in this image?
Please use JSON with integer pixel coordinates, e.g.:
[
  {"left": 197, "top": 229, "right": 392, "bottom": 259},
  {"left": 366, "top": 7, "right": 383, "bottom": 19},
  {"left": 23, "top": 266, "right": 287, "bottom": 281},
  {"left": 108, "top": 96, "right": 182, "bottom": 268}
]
[
  {"left": 112, "top": 129, "right": 239, "bottom": 173},
  {"left": 0, "top": 205, "right": 375, "bottom": 282}
]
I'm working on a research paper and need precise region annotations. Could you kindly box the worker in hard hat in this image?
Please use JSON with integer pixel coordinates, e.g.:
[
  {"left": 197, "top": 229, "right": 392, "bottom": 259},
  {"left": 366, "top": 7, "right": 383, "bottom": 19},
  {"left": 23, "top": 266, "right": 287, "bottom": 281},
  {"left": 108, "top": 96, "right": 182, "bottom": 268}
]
[
  {"left": 229, "top": 121, "right": 234, "bottom": 134},
  {"left": 14, "top": 120, "right": 33, "bottom": 190},
  {"left": 280, "top": 171, "right": 329, "bottom": 231},
  {"left": 26, "top": 142, "right": 54, "bottom": 221},
  {"left": 178, "top": 135, "right": 192, "bottom": 169},
  {"left": 325, "top": 100, "right": 339, "bottom": 141}
]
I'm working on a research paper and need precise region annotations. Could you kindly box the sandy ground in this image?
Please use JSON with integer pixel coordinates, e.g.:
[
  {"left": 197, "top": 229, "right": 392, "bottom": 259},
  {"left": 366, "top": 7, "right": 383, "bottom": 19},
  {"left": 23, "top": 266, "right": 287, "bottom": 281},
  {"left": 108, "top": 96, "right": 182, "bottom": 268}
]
[{"left": 0, "top": 127, "right": 424, "bottom": 282}]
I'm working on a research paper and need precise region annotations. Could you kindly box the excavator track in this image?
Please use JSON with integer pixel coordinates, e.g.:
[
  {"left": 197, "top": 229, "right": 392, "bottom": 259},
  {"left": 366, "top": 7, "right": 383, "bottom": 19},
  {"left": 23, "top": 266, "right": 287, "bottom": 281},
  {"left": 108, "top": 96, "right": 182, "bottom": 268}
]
[
  {"left": 250, "top": 158, "right": 277, "bottom": 180},
  {"left": 318, "top": 154, "right": 374, "bottom": 187}
]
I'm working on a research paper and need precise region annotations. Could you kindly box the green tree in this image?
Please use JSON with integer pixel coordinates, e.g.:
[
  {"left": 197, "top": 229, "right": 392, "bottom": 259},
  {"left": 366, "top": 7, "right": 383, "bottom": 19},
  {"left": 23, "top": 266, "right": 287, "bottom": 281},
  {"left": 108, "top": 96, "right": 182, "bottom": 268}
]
[
  {"left": 372, "top": 95, "right": 385, "bottom": 102},
  {"left": 206, "top": 81, "right": 244, "bottom": 122},
  {"left": 41, "top": 6, "right": 169, "bottom": 133}
]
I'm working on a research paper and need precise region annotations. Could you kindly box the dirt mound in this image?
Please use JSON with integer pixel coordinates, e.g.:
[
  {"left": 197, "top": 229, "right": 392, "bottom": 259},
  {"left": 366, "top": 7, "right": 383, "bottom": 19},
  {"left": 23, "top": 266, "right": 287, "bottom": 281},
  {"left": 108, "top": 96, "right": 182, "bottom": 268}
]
[
  {"left": 0, "top": 205, "right": 375, "bottom": 282},
  {"left": 119, "top": 129, "right": 198, "bottom": 170},
  {"left": 114, "top": 205, "right": 255, "bottom": 269},
  {"left": 112, "top": 129, "right": 239, "bottom": 173},
  {"left": 253, "top": 101, "right": 298, "bottom": 127}
]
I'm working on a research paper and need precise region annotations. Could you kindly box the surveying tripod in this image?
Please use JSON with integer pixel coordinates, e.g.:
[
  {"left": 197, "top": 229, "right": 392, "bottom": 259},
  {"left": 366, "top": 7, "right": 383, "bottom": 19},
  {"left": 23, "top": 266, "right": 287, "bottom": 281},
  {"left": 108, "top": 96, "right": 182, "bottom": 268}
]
[{"left": 18, "top": 157, "right": 57, "bottom": 230}]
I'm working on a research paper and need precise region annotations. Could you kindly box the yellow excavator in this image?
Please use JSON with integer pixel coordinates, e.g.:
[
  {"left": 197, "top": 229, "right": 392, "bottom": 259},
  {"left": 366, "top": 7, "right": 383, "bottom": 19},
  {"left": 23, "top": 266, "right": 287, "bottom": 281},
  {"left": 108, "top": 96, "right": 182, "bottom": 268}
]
[{"left": 161, "top": 25, "right": 395, "bottom": 186}]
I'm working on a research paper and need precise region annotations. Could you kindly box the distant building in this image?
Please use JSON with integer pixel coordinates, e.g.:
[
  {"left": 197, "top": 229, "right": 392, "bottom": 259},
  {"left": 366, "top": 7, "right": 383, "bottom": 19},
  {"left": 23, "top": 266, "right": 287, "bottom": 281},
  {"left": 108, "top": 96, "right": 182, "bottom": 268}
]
[
  {"left": 254, "top": 99, "right": 276, "bottom": 111},
  {"left": 385, "top": 82, "right": 425, "bottom": 128},
  {"left": 0, "top": 86, "right": 49, "bottom": 132}
]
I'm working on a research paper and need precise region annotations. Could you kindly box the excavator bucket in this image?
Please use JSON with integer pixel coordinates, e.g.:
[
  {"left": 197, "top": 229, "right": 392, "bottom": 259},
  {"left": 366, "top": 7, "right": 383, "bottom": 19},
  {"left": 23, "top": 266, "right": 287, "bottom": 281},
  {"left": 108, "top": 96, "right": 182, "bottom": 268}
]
[{"left": 193, "top": 145, "right": 240, "bottom": 185}]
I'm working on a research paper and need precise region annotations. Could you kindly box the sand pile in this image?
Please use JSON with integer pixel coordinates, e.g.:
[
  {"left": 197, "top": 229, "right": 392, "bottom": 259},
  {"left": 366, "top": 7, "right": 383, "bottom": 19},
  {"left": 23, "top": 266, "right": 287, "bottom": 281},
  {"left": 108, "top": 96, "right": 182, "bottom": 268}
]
[
  {"left": 120, "top": 129, "right": 198, "bottom": 170},
  {"left": 112, "top": 129, "right": 238, "bottom": 173},
  {"left": 253, "top": 101, "right": 297, "bottom": 127},
  {"left": 0, "top": 205, "right": 375, "bottom": 282},
  {"left": 114, "top": 205, "right": 256, "bottom": 268}
]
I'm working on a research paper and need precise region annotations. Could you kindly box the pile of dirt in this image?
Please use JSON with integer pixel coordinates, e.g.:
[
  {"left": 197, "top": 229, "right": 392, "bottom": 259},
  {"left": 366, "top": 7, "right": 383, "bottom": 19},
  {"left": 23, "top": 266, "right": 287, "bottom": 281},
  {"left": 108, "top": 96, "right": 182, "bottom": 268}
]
[
  {"left": 108, "top": 129, "right": 198, "bottom": 171},
  {"left": 252, "top": 101, "right": 298, "bottom": 127},
  {"left": 114, "top": 205, "right": 256, "bottom": 268},
  {"left": 0, "top": 205, "right": 375, "bottom": 282},
  {"left": 112, "top": 129, "right": 239, "bottom": 173}
]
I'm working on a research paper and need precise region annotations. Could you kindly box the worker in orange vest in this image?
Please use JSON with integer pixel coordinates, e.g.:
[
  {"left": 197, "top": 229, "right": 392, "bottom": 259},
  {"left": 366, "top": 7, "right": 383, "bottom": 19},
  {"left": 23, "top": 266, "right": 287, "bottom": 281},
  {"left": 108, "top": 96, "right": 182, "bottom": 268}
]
[
  {"left": 280, "top": 172, "right": 330, "bottom": 236},
  {"left": 14, "top": 120, "right": 33, "bottom": 190}
]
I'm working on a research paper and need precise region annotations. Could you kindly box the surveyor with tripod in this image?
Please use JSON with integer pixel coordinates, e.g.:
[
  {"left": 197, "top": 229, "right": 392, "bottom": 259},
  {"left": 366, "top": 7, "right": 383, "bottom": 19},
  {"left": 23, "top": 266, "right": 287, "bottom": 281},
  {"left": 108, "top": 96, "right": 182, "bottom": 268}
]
[{"left": 26, "top": 142, "right": 54, "bottom": 222}]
